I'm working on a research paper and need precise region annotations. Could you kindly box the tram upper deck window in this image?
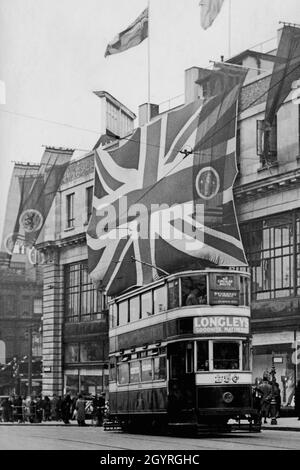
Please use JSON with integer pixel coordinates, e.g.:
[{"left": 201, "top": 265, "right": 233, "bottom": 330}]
[
  {"left": 213, "top": 342, "right": 240, "bottom": 370},
  {"left": 181, "top": 275, "right": 207, "bottom": 306},
  {"left": 153, "top": 286, "right": 167, "bottom": 314},
  {"left": 129, "top": 296, "right": 140, "bottom": 322},
  {"left": 240, "top": 275, "right": 250, "bottom": 306},
  {"left": 118, "top": 300, "right": 129, "bottom": 326},
  {"left": 109, "top": 304, "right": 117, "bottom": 328},
  {"left": 196, "top": 341, "right": 209, "bottom": 371},
  {"left": 141, "top": 291, "right": 153, "bottom": 318},
  {"left": 167, "top": 279, "right": 179, "bottom": 309}
]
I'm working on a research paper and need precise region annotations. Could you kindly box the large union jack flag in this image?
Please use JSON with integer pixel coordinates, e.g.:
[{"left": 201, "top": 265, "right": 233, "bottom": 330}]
[{"left": 87, "top": 65, "right": 247, "bottom": 296}]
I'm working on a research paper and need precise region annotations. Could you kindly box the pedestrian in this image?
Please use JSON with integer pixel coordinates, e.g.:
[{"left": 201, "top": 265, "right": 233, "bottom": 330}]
[
  {"left": 75, "top": 394, "right": 86, "bottom": 426},
  {"left": 35, "top": 396, "right": 43, "bottom": 423},
  {"left": 93, "top": 393, "right": 105, "bottom": 426},
  {"left": 14, "top": 396, "right": 23, "bottom": 423},
  {"left": 61, "top": 393, "right": 72, "bottom": 424},
  {"left": 273, "top": 382, "right": 281, "bottom": 418},
  {"left": 258, "top": 372, "right": 272, "bottom": 424},
  {"left": 42, "top": 395, "right": 51, "bottom": 421},
  {"left": 29, "top": 396, "right": 37, "bottom": 423},
  {"left": 295, "top": 380, "right": 300, "bottom": 420},
  {"left": 51, "top": 394, "right": 58, "bottom": 421},
  {"left": 1, "top": 397, "right": 11, "bottom": 422},
  {"left": 56, "top": 395, "right": 62, "bottom": 421}
]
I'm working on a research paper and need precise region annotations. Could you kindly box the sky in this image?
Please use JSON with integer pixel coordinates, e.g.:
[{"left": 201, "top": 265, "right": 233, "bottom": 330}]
[{"left": 0, "top": 0, "right": 300, "bottom": 241}]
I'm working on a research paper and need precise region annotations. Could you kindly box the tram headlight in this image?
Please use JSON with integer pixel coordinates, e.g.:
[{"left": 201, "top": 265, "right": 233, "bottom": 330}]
[{"left": 223, "top": 392, "right": 234, "bottom": 404}]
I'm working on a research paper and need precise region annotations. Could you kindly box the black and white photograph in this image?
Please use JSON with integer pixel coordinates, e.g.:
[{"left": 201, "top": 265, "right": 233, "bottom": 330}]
[{"left": 0, "top": 0, "right": 300, "bottom": 460}]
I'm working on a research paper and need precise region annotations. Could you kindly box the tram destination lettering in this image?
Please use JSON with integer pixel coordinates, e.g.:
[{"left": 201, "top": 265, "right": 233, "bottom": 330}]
[
  {"left": 210, "top": 289, "right": 239, "bottom": 305},
  {"left": 194, "top": 316, "right": 249, "bottom": 334}
]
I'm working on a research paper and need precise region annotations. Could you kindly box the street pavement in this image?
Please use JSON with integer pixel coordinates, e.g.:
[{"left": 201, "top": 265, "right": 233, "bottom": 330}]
[
  {"left": 1, "top": 417, "right": 300, "bottom": 431},
  {"left": 0, "top": 423, "right": 300, "bottom": 451}
]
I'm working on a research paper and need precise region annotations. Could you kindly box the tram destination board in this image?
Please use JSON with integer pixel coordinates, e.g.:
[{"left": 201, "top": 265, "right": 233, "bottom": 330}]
[{"left": 210, "top": 274, "right": 239, "bottom": 305}]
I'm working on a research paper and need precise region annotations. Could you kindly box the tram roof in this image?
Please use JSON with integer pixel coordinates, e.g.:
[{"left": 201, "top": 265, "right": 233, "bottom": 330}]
[{"left": 108, "top": 268, "right": 250, "bottom": 304}]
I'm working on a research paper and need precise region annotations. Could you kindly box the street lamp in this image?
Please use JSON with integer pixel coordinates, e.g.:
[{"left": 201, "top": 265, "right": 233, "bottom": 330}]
[{"left": 269, "top": 365, "right": 278, "bottom": 426}]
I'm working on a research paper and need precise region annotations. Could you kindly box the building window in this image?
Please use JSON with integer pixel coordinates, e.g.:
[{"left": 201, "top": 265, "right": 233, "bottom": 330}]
[
  {"left": 86, "top": 186, "right": 93, "bottom": 223},
  {"left": 80, "top": 342, "right": 104, "bottom": 362},
  {"left": 256, "top": 117, "right": 277, "bottom": 167},
  {"left": 241, "top": 212, "right": 296, "bottom": 300},
  {"left": 66, "top": 193, "right": 75, "bottom": 228},
  {"left": 33, "top": 298, "right": 43, "bottom": 315},
  {"left": 64, "top": 262, "right": 106, "bottom": 323},
  {"left": 65, "top": 343, "right": 80, "bottom": 363}
]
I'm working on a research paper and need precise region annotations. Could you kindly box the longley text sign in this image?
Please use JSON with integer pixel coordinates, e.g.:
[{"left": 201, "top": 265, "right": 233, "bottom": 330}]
[{"left": 194, "top": 316, "right": 249, "bottom": 334}]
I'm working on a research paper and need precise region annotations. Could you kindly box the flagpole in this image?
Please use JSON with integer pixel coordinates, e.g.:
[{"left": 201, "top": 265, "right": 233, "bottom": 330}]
[{"left": 147, "top": 0, "right": 151, "bottom": 122}]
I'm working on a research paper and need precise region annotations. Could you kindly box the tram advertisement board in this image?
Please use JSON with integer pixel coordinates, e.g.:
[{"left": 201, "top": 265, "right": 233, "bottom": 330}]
[
  {"left": 210, "top": 273, "right": 239, "bottom": 305},
  {"left": 194, "top": 316, "right": 249, "bottom": 334}
]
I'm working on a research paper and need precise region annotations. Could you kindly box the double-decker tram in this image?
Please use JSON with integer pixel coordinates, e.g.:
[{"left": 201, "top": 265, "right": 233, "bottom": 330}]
[{"left": 107, "top": 269, "right": 260, "bottom": 434}]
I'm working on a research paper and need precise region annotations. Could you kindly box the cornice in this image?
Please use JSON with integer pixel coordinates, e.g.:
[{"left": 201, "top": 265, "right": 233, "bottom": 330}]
[{"left": 234, "top": 166, "right": 300, "bottom": 202}]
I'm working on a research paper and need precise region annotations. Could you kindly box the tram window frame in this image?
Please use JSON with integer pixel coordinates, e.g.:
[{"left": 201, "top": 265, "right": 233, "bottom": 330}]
[
  {"left": 196, "top": 340, "right": 209, "bottom": 372},
  {"left": 167, "top": 279, "right": 180, "bottom": 309},
  {"left": 141, "top": 358, "right": 153, "bottom": 382},
  {"left": 117, "top": 362, "right": 129, "bottom": 385},
  {"left": 129, "top": 360, "right": 141, "bottom": 383},
  {"left": 118, "top": 300, "right": 129, "bottom": 326},
  {"left": 242, "top": 340, "right": 251, "bottom": 371},
  {"left": 181, "top": 275, "right": 207, "bottom": 307},
  {"left": 153, "top": 285, "right": 167, "bottom": 314},
  {"left": 212, "top": 341, "right": 240, "bottom": 371},
  {"left": 141, "top": 291, "right": 153, "bottom": 318},
  {"left": 153, "top": 355, "right": 166, "bottom": 381},
  {"left": 129, "top": 295, "right": 140, "bottom": 323},
  {"left": 185, "top": 342, "right": 194, "bottom": 374},
  {"left": 109, "top": 358, "right": 117, "bottom": 382},
  {"left": 109, "top": 304, "right": 117, "bottom": 328},
  {"left": 240, "top": 275, "right": 250, "bottom": 306}
]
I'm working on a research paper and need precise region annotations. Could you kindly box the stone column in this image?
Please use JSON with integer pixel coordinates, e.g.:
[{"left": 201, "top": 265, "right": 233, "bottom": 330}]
[{"left": 41, "top": 247, "right": 64, "bottom": 396}]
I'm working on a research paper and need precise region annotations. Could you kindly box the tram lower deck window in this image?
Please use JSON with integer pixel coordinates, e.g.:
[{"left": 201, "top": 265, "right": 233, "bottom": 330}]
[
  {"left": 213, "top": 342, "right": 239, "bottom": 370},
  {"left": 197, "top": 341, "right": 209, "bottom": 371}
]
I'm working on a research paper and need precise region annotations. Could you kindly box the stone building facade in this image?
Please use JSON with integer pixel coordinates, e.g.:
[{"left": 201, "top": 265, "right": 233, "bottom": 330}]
[{"left": 38, "top": 30, "right": 300, "bottom": 407}]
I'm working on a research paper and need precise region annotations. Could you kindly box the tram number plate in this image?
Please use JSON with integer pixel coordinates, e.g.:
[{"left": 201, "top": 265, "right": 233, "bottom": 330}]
[{"left": 214, "top": 374, "right": 240, "bottom": 384}]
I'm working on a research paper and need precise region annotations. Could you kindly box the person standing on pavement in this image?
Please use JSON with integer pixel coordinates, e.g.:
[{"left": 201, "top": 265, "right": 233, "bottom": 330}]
[
  {"left": 295, "top": 380, "right": 300, "bottom": 420},
  {"left": 56, "top": 395, "right": 62, "bottom": 421},
  {"left": 61, "top": 393, "right": 72, "bottom": 424},
  {"left": 43, "top": 395, "right": 51, "bottom": 421},
  {"left": 258, "top": 372, "right": 272, "bottom": 424},
  {"left": 15, "top": 396, "right": 23, "bottom": 423},
  {"left": 50, "top": 394, "right": 58, "bottom": 421},
  {"left": 75, "top": 394, "right": 86, "bottom": 426}
]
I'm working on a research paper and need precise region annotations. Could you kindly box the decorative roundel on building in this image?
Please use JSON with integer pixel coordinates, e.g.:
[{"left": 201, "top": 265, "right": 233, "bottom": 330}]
[
  {"left": 4, "top": 232, "right": 24, "bottom": 255},
  {"left": 223, "top": 392, "right": 234, "bottom": 404},
  {"left": 195, "top": 167, "right": 220, "bottom": 200},
  {"left": 19, "top": 209, "right": 43, "bottom": 233}
]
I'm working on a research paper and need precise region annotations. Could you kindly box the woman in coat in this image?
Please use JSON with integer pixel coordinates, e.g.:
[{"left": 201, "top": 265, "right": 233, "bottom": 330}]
[{"left": 75, "top": 394, "right": 86, "bottom": 426}]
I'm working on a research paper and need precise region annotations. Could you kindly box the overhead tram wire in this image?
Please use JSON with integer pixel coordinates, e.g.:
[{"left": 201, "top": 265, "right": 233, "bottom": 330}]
[
  {"left": 2, "top": 54, "right": 300, "bottom": 165},
  {"left": 114, "top": 57, "right": 300, "bottom": 161},
  {"left": 99, "top": 59, "right": 300, "bottom": 231},
  {"left": 2, "top": 55, "right": 300, "bottom": 196}
]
